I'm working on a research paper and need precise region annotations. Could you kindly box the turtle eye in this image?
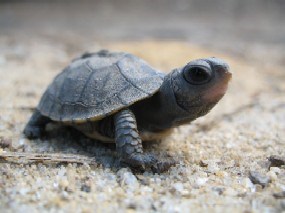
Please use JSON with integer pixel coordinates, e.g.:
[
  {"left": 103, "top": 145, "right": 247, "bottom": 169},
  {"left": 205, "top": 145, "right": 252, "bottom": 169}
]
[{"left": 183, "top": 66, "right": 212, "bottom": 85}]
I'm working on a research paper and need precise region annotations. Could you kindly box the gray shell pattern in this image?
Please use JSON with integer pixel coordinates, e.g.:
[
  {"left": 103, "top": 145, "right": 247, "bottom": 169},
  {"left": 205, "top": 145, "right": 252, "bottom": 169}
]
[{"left": 37, "top": 52, "right": 164, "bottom": 122}]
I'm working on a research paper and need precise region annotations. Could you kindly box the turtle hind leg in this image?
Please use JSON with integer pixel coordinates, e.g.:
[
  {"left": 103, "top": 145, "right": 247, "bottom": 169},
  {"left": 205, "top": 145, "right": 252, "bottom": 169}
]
[
  {"left": 23, "top": 109, "right": 51, "bottom": 139},
  {"left": 114, "top": 109, "right": 157, "bottom": 168}
]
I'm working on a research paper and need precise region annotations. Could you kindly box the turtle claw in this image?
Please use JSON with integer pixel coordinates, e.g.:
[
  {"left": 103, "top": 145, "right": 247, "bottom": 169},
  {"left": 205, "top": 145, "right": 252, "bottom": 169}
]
[
  {"left": 151, "top": 158, "right": 177, "bottom": 173},
  {"left": 121, "top": 153, "right": 158, "bottom": 168},
  {"left": 121, "top": 153, "right": 177, "bottom": 172}
]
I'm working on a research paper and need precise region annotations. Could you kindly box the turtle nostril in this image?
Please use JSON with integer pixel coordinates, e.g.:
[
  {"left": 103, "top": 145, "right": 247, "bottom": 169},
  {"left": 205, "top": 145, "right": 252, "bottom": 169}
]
[
  {"left": 216, "top": 65, "right": 230, "bottom": 74},
  {"left": 215, "top": 66, "right": 232, "bottom": 82}
]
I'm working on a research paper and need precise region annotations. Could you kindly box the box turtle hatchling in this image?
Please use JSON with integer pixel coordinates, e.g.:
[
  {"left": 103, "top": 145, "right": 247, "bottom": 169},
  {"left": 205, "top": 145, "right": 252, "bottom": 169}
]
[{"left": 24, "top": 50, "right": 232, "bottom": 171}]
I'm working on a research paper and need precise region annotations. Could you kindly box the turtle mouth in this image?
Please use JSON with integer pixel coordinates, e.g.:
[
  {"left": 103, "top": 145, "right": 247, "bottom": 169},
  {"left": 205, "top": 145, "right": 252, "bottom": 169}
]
[
  {"left": 202, "top": 69, "right": 232, "bottom": 102},
  {"left": 201, "top": 62, "right": 232, "bottom": 101}
]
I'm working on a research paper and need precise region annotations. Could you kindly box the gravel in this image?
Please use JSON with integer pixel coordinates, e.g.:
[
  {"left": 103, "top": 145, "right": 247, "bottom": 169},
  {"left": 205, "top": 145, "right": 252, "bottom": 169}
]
[
  {"left": 268, "top": 155, "right": 285, "bottom": 168},
  {"left": 249, "top": 171, "right": 271, "bottom": 188},
  {"left": 0, "top": 36, "right": 284, "bottom": 212}
]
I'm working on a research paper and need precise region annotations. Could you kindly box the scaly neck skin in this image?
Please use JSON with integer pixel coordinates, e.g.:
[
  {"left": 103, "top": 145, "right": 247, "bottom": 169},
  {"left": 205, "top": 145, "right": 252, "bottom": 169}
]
[{"left": 131, "top": 72, "right": 194, "bottom": 132}]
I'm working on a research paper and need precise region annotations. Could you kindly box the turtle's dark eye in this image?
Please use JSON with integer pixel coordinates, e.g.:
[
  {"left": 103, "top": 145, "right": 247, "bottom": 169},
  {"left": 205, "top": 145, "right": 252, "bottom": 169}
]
[{"left": 183, "top": 66, "right": 212, "bottom": 85}]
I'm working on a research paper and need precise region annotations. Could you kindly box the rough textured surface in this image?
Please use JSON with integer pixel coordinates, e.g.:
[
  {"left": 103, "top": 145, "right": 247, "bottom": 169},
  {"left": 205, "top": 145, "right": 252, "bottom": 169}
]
[
  {"left": 38, "top": 52, "right": 163, "bottom": 122},
  {"left": 0, "top": 37, "right": 284, "bottom": 212}
]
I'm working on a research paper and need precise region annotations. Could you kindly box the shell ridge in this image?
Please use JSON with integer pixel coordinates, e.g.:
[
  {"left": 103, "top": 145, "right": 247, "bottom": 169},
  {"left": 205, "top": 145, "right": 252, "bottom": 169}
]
[
  {"left": 77, "top": 61, "right": 98, "bottom": 102},
  {"left": 48, "top": 70, "right": 69, "bottom": 117},
  {"left": 115, "top": 62, "right": 150, "bottom": 95},
  {"left": 115, "top": 90, "right": 129, "bottom": 106}
]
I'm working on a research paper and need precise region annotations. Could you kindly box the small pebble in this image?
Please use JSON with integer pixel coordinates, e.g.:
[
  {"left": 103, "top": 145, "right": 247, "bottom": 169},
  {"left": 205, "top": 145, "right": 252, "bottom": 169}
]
[
  {"left": 249, "top": 171, "right": 270, "bottom": 187},
  {"left": 255, "top": 184, "right": 263, "bottom": 192},
  {"left": 268, "top": 155, "right": 285, "bottom": 168},
  {"left": 273, "top": 191, "right": 285, "bottom": 199},
  {"left": 81, "top": 184, "right": 91, "bottom": 193},
  {"left": 215, "top": 171, "right": 228, "bottom": 178},
  {"left": 207, "top": 162, "right": 220, "bottom": 173},
  {"left": 196, "top": 178, "right": 208, "bottom": 186},
  {"left": 242, "top": 178, "right": 255, "bottom": 192},
  {"left": 13, "top": 138, "right": 26, "bottom": 150},
  {"left": 212, "top": 186, "right": 225, "bottom": 195},
  {"left": 0, "top": 137, "right": 12, "bottom": 148},
  {"left": 270, "top": 167, "right": 281, "bottom": 174},
  {"left": 19, "top": 187, "right": 29, "bottom": 195},
  {"left": 117, "top": 168, "right": 139, "bottom": 188},
  {"left": 199, "top": 160, "right": 208, "bottom": 167},
  {"left": 172, "top": 182, "right": 184, "bottom": 193},
  {"left": 223, "top": 188, "right": 238, "bottom": 196},
  {"left": 266, "top": 171, "right": 278, "bottom": 181},
  {"left": 59, "top": 179, "right": 69, "bottom": 189}
]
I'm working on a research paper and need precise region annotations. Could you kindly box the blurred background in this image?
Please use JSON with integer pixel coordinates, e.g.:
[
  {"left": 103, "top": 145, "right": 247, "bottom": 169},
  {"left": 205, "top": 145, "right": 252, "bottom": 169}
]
[{"left": 1, "top": 0, "right": 285, "bottom": 61}]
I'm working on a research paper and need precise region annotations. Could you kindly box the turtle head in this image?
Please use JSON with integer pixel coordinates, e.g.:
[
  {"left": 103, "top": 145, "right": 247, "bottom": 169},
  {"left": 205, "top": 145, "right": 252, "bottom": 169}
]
[{"left": 170, "top": 57, "right": 231, "bottom": 120}]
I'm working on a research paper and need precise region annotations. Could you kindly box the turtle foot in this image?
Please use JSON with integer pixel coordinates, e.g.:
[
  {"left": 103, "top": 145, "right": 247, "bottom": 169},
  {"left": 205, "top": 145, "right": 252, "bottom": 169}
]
[
  {"left": 23, "top": 125, "right": 43, "bottom": 139},
  {"left": 121, "top": 153, "right": 158, "bottom": 168}
]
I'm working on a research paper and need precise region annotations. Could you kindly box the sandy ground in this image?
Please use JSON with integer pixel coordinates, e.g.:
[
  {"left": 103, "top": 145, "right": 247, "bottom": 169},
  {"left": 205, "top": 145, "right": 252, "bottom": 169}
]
[{"left": 0, "top": 36, "right": 284, "bottom": 212}]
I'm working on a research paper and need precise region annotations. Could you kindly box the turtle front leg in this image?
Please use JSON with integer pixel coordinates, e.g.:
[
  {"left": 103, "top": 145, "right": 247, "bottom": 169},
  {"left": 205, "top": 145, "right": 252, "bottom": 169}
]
[
  {"left": 114, "top": 109, "right": 157, "bottom": 167},
  {"left": 23, "top": 109, "right": 51, "bottom": 139}
]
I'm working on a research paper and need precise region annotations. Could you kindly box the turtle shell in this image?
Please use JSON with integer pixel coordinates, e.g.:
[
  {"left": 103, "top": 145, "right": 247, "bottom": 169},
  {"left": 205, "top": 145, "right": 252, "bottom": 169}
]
[{"left": 37, "top": 51, "right": 164, "bottom": 122}]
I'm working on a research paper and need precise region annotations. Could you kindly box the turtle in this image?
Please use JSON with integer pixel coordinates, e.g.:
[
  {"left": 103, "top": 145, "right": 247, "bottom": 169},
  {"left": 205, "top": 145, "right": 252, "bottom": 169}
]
[{"left": 23, "top": 50, "right": 231, "bottom": 169}]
